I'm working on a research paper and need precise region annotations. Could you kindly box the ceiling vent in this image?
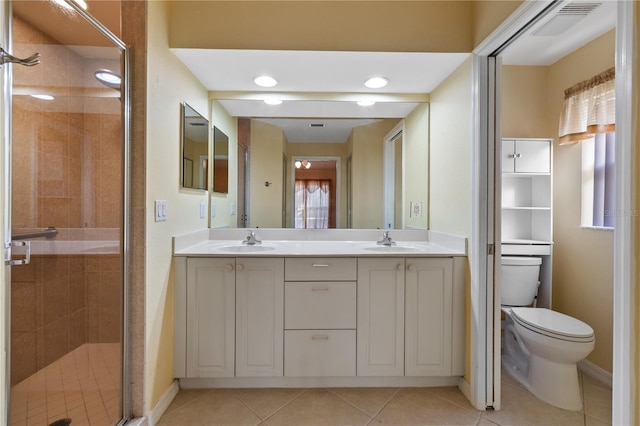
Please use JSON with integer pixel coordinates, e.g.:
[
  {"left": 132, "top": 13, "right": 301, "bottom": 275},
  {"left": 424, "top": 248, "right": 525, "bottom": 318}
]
[
  {"left": 309, "top": 123, "right": 325, "bottom": 128},
  {"left": 189, "top": 122, "right": 206, "bottom": 126},
  {"left": 532, "top": 2, "right": 602, "bottom": 37}
]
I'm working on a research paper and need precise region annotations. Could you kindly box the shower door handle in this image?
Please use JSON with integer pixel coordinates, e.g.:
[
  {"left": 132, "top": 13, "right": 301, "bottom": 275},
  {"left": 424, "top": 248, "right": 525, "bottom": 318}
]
[{"left": 5, "top": 240, "right": 31, "bottom": 265}]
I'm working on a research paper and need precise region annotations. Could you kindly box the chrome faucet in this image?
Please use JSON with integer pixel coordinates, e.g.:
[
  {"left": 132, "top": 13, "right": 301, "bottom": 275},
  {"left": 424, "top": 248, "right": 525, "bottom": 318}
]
[
  {"left": 243, "top": 230, "right": 261, "bottom": 245},
  {"left": 377, "top": 231, "right": 395, "bottom": 246}
]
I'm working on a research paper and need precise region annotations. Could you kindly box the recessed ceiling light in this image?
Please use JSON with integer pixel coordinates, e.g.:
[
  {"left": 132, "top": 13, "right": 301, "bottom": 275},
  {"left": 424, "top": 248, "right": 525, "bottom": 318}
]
[
  {"left": 54, "top": 0, "right": 88, "bottom": 11},
  {"left": 254, "top": 76, "right": 278, "bottom": 88},
  {"left": 357, "top": 100, "right": 376, "bottom": 107},
  {"left": 94, "top": 69, "right": 121, "bottom": 89},
  {"left": 31, "top": 94, "right": 54, "bottom": 101},
  {"left": 264, "top": 99, "right": 283, "bottom": 105},
  {"left": 364, "top": 77, "right": 389, "bottom": 89}
]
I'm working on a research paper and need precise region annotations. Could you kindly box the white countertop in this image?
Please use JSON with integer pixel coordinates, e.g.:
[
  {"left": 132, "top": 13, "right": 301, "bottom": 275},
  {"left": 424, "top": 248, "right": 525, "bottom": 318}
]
[{"left": 173, "top": 229, "right": 467, "bottom": 257}]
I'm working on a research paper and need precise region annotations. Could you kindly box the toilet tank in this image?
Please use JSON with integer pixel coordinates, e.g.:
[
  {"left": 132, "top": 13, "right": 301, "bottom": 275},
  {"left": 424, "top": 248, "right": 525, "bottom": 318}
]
[{"left": 501, "top": 256, "right": 542, "bottom": 306}]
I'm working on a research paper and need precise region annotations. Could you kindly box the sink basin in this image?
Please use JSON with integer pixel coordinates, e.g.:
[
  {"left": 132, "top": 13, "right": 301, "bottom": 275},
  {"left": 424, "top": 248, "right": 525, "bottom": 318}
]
[
  {"left": 217, "top": 245, "right": 276, "bottom": 252},
  {"left": 363, "top": 245, "right": 421, "bottom": 252}
]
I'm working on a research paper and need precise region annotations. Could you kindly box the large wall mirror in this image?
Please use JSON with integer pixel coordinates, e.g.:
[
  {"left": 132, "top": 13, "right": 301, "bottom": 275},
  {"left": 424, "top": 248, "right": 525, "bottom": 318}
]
[
  {"left": 213, "top": 126, "right": 229, "bottom": 194},
  {"left": 217, "top": 99, "right": 429, "bottom": 230},
  {"left": 181, "top": 102, "right": 209, "bottom": 190}
]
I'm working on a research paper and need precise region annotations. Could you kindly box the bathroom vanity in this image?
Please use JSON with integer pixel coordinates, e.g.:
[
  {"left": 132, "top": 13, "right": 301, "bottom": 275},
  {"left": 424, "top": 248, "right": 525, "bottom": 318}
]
[{"left": 173, "top": 228, "right": 467, "bottom": 388}]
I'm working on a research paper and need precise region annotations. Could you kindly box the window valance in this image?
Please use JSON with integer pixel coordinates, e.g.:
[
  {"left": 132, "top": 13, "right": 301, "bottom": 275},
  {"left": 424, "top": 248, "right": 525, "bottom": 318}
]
[{"left": 558, "top": 67, "right": 615, "bottom": 145}]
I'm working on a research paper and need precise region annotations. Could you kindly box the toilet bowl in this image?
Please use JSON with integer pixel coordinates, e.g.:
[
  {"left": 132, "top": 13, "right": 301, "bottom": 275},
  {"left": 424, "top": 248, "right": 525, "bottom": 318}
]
[{"left": 501, "top": 256, "right": 595, "bottom": 411}]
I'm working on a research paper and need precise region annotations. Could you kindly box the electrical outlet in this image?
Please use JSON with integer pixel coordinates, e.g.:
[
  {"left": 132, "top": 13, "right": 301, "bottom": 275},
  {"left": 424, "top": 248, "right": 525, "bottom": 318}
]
[{"left": 199, "top": 202, "right": 206, "bottom": 219}]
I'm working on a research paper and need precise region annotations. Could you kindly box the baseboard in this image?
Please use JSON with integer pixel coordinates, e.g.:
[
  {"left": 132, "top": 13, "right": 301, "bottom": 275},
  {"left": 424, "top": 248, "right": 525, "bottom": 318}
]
[
  {"left": 457, "top": 377, "right": 473, "bottom": 406},
  {"left": 147, "top": 379, "right": 180, "bottom": 426},
  {"left": 578, "top": 359, "right": 612, "bottom": 388}
]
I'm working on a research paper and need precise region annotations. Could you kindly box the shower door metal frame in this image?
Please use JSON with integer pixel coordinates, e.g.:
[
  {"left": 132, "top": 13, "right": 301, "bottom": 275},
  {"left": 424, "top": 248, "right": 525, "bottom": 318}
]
[{"left": 0, "top": 1, "right": 133, "bottom": 423}]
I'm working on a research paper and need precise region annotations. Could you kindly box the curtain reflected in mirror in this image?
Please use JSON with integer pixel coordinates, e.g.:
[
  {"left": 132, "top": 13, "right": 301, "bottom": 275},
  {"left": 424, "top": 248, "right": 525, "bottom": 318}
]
[{"left": 181, "top": 102, "right": 209, "bottom": 190}]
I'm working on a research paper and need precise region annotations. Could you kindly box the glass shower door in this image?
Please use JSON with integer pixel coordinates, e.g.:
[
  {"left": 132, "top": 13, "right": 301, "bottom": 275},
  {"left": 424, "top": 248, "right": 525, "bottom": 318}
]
[{"left": 5, "top": 1, "right": 127, "bottom": 425}]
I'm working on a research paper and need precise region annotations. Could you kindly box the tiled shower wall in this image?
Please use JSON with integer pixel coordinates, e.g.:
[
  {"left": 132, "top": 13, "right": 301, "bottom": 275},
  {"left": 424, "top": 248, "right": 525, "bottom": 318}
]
[{"left": 10, "top": 15, "right": 122, "bottom": 385}]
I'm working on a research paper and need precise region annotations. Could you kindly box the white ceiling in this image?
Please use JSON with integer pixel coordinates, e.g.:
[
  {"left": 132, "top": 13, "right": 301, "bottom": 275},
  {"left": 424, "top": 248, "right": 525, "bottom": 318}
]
[
  {"left": 171, "top": 0, "right": 616, "bottom": 142},
  {"left": 256, "top": 118, "right": 382, "bottom": 143},
  {"left": 500, "top": 0, "right": 616, "bottom": 66}
]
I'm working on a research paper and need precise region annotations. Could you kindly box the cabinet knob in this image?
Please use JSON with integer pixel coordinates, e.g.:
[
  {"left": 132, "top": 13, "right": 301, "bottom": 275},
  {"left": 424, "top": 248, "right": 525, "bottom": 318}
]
[
  {"left": 407, "top": 264, "right": 415, "bottom": 272},
  {"left": 236, "top": 264, "right": 244, "bottom": 272},
  {"left": 397, "top": 264, "right": 404, "bottom": 271},
  {"left": 225, "top": 264, "right": 234, "bottom": 272}
]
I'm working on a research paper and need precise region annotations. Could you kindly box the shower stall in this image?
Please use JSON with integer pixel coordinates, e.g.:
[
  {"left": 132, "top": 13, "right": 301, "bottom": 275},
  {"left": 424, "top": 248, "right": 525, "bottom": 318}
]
[{"left": 2, "top": 1, "right": 129, "bottom": 425}]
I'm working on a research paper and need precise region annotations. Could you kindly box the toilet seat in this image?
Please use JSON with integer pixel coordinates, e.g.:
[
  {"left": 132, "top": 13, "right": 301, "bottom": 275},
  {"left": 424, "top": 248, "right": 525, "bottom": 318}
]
[{"left": 511, "top": 308, "right": 594, "bottom": 343}]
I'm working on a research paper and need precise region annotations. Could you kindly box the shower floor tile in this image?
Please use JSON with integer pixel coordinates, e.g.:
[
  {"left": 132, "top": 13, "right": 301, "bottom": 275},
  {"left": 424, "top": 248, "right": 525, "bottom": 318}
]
[{"left": 10, "top": 343, "right": 121, "bottom": 426}]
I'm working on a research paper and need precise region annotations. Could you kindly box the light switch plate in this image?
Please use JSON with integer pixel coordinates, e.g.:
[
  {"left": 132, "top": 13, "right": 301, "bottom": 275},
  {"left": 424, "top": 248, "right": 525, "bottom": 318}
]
[
  {"left": 155, "top": 200, "right": 168, "bottom": 222},
  {"left": 199, "top": 202, "right": 206, "bottom": 219}
]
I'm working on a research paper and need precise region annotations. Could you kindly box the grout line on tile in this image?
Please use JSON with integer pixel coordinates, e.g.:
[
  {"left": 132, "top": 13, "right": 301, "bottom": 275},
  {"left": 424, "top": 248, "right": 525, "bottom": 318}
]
[{"left": 260, "top": 387, "right": 311, "bottom": 422}]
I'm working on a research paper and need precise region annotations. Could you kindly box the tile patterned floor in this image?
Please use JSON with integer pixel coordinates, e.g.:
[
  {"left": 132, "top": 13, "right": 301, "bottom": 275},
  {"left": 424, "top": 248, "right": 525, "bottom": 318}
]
[
  {"left": 157, "top": 369, "right": 612, "bottom": 426},
  {"left": 9, "top": 343, "right": 121, "bottom": 426}
]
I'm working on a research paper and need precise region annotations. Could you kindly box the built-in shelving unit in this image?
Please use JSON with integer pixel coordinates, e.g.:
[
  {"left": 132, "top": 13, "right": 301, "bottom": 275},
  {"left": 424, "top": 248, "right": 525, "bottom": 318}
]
[{"left": 501, "top": 138, "right": 553, "bottom": 308}]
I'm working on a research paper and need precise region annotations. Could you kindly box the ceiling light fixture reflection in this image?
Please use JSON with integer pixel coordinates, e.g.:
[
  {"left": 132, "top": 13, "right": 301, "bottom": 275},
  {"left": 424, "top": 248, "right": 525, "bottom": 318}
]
[
  {"left": 31, "top": 94, "right": 54, "bottom": 101},
  {"left": 357, "top": 100, "right": 376, "bottom": 106},
  {"left": 364, "top": 77, "right": 389, "bottom": 89},
  {"left": 264, "top": 98, "right": 283, "bottom": 105},
  {"left": 295, "top": 160, "right": 311, "bottom": 169},
  {"left": 94, "top": 69, "right": 121, "bottom": 89},
  {"left": 254, "top": 76, "right": 278, "bottom": 88},
  {"left": 54, "top": 0, "right": 88, "bottom": 11}
]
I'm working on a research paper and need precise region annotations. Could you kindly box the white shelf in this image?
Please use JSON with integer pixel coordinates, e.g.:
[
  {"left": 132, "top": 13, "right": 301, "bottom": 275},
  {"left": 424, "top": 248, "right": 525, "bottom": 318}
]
[{"left": 501, "top": 138, "right": 553, "bottom": 308}]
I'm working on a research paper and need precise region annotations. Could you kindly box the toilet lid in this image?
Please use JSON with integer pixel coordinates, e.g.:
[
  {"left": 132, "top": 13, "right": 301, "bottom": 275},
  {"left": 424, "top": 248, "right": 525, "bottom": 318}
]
[{"left": 511, "top": 308, "right": 595, "bottom": 342}]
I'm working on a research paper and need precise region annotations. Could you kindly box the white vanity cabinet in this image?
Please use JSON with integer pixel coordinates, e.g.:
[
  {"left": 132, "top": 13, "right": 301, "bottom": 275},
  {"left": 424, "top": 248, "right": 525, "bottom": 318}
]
[
  {"left": 357, "top": 258, "right": 405, "bottom": 376},
  {"left": 184, "top": 257, "right": 236, "bottom": 378},
  {"left": 284, "top": 257, "right": 357, "bottom": 377},
  {"left": 405, "top": 257, "right": 455, "bottom": 376},
  {"left": 235, "top": 257, "right": 284, "bottom": 377}
]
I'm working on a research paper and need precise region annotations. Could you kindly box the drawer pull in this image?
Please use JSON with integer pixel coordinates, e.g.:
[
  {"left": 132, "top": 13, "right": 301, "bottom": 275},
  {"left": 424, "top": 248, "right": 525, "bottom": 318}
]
[
  {"left": 311, "top": 334, "right": 329, "bottom": 341},
  {"left": 311, "top": 287, "right": 329, "bottom": 292},
  {"left": 312, "top": 264, "right": 330, "bottom": 268}
]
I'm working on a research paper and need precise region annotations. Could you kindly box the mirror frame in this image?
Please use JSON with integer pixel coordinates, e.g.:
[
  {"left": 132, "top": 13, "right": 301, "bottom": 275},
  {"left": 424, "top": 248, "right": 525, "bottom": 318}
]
[{"left": 180, "top": 102, "right": 209, "bottom": 191}]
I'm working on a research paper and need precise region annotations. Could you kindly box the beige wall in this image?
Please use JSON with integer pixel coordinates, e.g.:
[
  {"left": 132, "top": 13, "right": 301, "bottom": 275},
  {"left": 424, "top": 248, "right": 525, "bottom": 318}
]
[
  {"left": 547, "top": 30, "right": 615, "bottom": 372},
  {"left": 429, "top": 57, "right": 473, "bottom": 237},
  {"left": 471, "top": 0, "right": 523, "bottom": 47},
  {"left": 501, "top": 66, "right": 549, "bottom": 138},
  {"left": 502, "top": 30, "right": 615, "bottom": 373},
  {"left": 146, "top": 0, "right": 210, "bottom": 409},
  {"left": 404, "top": 103, "right": 430, "bottom": 229},
  {"left": 210, "top": 100, "right": 238, "bottom": 228},
  {"left": 170, "top": 1, "right": 473, "bottom": 53},
  {"left": 249, "top": 120, "right": 287, "bottom": 228},
  {"left": 351, "top": 119, "right": 400, "bottom": 229}
]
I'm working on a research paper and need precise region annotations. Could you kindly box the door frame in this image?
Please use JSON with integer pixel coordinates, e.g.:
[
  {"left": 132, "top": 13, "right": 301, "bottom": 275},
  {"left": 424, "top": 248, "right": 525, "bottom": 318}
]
[
  {"left": 383, "top": 121, "right": 404, "bottom": 229},
  {"left": 470, "top": 0, "right": 637, "bottom": 422}
]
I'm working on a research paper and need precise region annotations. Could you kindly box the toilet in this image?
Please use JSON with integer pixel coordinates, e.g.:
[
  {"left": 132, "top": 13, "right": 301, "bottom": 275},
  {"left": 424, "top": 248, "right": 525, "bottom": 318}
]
[{"left": 501, "top": 256, "right": 595, "bottom": 411}]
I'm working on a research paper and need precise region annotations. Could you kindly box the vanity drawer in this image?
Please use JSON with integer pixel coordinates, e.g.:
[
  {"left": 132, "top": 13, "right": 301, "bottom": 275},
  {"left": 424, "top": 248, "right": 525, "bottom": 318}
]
[
  {"left": 285, "top": 281, "right": 356, "bottom": 329},
  {"left": 284, "top": 330, "right": 356, "bottom": 377},
  {"left": 285, "top": 257, "right": 356, "bottom": 281}
]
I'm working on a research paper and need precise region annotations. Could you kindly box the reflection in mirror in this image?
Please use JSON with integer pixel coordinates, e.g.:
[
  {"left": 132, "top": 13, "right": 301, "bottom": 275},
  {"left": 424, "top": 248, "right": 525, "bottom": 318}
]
[
  {"left": 213, "top": 126, "right": 229, "bottom": 194},
  {"left": 216, "top": 100, "right": 429, "bottom": 229},
  {"left": 181, "top": 102, "right": 209, "bottom": 190}
]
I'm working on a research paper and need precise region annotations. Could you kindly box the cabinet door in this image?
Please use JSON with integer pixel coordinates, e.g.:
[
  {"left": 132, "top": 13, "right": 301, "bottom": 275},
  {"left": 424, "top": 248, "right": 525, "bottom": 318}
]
[
  {"left": 502, "top": 139, "right": 516, "bottom": 172},
  {"left": 357, "top": 258, "right": 405, "bottom": 376},
  {"left": 514, "top": 139, "right": 550, "bottom": 173},
  {"left": 186, "top": 258, "right": 235, "bottom": 378},
  {"left": 236, "top": 258, "right": 284, "bottom": 377},
  {"left": 405, "top": 258, "right": 453, "bottom": 376}
]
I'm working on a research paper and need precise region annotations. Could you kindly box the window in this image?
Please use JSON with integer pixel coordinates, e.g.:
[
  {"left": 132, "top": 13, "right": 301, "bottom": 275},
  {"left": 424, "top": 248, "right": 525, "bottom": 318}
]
[
  {"left": 294, "top": 179, "right": 330, "bottom": 229},
  {"left": 558, "top": 67, "right": 615, "bottom": 229},
  {"left": 581, "top": 133, "right": 615, "bottom": 228}
]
